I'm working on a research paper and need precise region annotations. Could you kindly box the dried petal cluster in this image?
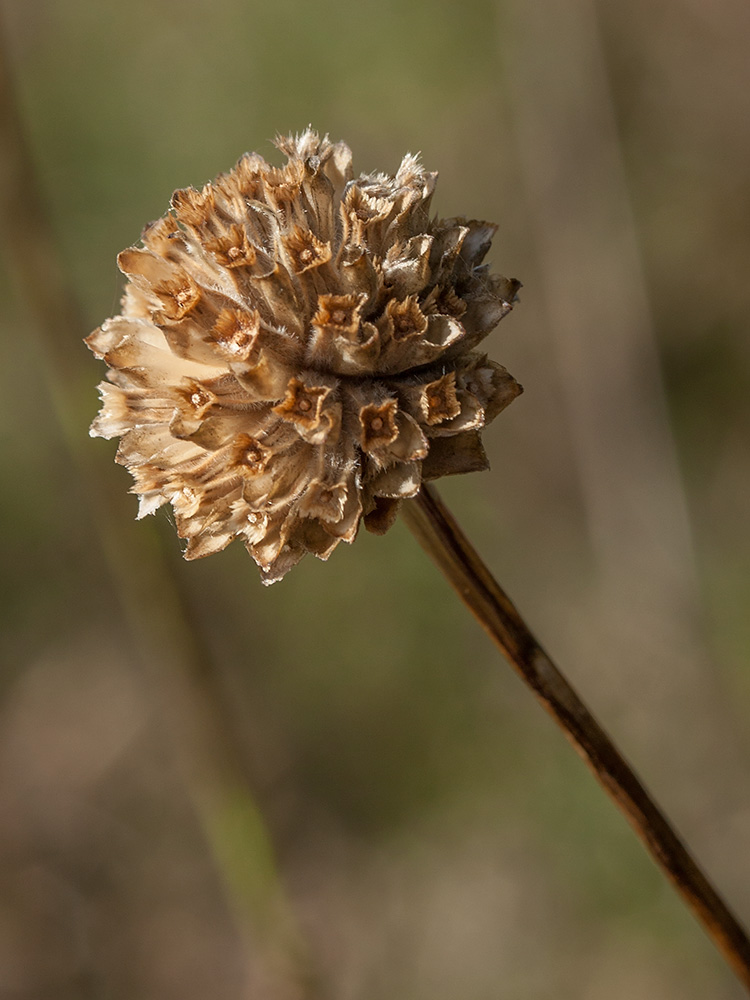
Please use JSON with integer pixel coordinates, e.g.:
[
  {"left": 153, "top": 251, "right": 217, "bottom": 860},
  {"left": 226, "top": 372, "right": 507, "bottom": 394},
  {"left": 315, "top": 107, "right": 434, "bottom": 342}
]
[{"left": 86, "top": 130, "right": 521, "bottom": 583}]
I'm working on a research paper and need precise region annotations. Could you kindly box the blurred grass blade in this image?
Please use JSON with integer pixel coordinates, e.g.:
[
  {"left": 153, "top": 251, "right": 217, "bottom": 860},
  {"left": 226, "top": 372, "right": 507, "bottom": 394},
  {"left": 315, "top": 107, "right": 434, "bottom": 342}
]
[{"left": 0, "top": 21, "right": 316, "bottom": 999}]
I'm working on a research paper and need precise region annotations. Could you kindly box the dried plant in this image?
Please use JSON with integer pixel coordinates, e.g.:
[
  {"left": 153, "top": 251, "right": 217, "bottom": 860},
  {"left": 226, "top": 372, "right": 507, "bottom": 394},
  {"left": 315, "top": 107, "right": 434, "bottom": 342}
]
[
  {"left": 86, "top": 130, "right": 521, "bottom": 583},
  {"left": 84, "top": 131, "right": 750, "bottom": 991}
]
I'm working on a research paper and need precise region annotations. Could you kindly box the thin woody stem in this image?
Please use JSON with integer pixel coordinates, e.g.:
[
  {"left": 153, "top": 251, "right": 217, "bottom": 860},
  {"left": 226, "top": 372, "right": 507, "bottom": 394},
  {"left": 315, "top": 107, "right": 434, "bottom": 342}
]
[{"left": 402, "top": 482, "right": 750, "bottom": 993}]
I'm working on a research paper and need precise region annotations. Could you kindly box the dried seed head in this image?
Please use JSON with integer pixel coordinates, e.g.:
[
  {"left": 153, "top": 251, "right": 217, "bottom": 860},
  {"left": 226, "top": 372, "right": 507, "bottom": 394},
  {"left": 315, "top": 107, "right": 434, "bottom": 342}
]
[{"left": 86, "top": 129, "right": 522, "bottom": 584}]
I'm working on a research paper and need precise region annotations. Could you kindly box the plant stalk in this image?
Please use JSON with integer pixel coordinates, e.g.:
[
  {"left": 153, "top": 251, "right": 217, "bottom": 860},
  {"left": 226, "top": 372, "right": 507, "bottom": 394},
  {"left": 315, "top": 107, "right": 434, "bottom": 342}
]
[{"left": 402, "top": 482, "right": 750, "bottom": 993}]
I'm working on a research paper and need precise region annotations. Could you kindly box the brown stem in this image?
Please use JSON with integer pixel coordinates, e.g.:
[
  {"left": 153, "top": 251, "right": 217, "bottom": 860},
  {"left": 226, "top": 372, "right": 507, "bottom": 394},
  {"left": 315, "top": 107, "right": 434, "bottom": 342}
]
[{"left": 402, "top": 483, "right": 750, "bottom": 993}]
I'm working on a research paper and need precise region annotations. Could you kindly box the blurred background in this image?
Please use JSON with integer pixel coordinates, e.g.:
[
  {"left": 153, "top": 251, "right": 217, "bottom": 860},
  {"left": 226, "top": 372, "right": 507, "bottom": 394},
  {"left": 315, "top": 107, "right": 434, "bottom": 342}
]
[{"left": 1, "top": 0, "right": 749, "bottom": 997}]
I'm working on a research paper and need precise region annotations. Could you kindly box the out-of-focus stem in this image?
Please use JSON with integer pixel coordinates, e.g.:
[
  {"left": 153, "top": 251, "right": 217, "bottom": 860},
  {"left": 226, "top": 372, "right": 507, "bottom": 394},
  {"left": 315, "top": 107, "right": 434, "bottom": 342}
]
[
  {"left": 0, "top": 22, "right": 314, "bottom": 1000},
  {"left": 402, "top": 483, "right": 750, "bottom": 994}
]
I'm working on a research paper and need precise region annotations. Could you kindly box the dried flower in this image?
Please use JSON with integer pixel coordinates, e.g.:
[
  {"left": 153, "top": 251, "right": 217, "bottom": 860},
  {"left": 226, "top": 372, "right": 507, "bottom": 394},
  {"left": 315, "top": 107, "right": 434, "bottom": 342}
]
[{"left": 86, "top": 130, "right": 522, "bottom": 583}]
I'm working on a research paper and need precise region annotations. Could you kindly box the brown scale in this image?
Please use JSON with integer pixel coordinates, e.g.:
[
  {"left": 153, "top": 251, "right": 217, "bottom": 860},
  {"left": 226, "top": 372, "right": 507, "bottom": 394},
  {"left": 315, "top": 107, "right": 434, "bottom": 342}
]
[
  {"left": 359, "top": 400, "right": 399, "bottom": 451},
  {"left": 152, "top": 277, "right": 201, "bottom": 321},
  {"left": 421, "top": 371, "right": 461, "bottom": 425},
  {"left": 273, "top": 378, "right": 332, "bottom": 432},
  {"left": 312, "top": 293, "right": 363, "bottom": 342},
  {"left": 211, "top": 309, "right": 260, "bottom": 361},
  {"left": 384, "top": 296, "right": 428, "bottom": 342},
  {"left": 231, "top": 434, "right": 271, "bottom": 474},
  {"left": 283, "top": 226, "right": 332, "bottom": 275},
  {"left": 176, "top": 380, "right": 217, "bottom": 419},
  {"left": 204, "top": 225, "right": 258, "bottom": 269},
  {"left": 170, "top": 185, "right": 217, "bottom": 232}
]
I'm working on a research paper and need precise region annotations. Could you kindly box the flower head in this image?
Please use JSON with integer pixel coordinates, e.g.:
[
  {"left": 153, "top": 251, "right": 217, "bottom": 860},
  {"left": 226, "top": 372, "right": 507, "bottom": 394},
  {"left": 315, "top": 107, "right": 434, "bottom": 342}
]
[{"left": 86, "top": 130, "right": 521, "bottom": 583}]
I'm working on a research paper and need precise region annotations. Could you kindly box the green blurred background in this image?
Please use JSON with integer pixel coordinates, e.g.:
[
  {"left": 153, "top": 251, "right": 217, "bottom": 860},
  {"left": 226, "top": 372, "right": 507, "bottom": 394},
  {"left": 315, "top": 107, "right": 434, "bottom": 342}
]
[{"left": 1, "top": 0, "right": 749, "bottom": 997}]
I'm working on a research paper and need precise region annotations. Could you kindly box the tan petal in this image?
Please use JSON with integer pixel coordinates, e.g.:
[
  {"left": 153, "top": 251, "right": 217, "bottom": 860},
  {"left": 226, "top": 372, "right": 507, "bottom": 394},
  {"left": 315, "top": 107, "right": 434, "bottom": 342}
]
[
  {"left": 381, "top": 234, "right": 433, "bottom": 296},
  {"left": 363, "top": 496, "right": 402, "bottom": 535},
  {"left": 282, "top": 226, "right": 332, "bottom": 275},
  {"left": 368, "top": 461, "right": 422, "bottom": 499},
  {"left": 272, "top": 377, "right": 341, "bottom": 445},
  {"left": 422, "top": 431, "right": 489, "bottom": 480}
]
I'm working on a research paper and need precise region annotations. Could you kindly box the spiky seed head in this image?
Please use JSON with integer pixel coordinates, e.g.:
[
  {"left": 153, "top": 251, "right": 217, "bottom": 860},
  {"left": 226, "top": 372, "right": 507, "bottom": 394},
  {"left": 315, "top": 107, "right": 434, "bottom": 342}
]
[{"left": 86, "top": 130, "right": 522, "bottom": 583}]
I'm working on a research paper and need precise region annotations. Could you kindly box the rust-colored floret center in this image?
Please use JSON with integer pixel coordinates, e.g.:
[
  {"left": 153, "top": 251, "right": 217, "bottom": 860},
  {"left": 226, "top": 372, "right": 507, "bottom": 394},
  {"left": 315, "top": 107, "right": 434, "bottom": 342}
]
[
  {"left": 387, "top": 297, "right": 428, "bottom": 342},
  {"left": 232, "top": 434, "right": 271, "bottom": 473},
  {"left": 360, "top": 401, "right": 399, "bottom": 451},
  {"left": 313, "top": 294, "right": 363, "bottom": 341},
  {"left": 274, "top": 378, "right": 331, "bottom": 430}
]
